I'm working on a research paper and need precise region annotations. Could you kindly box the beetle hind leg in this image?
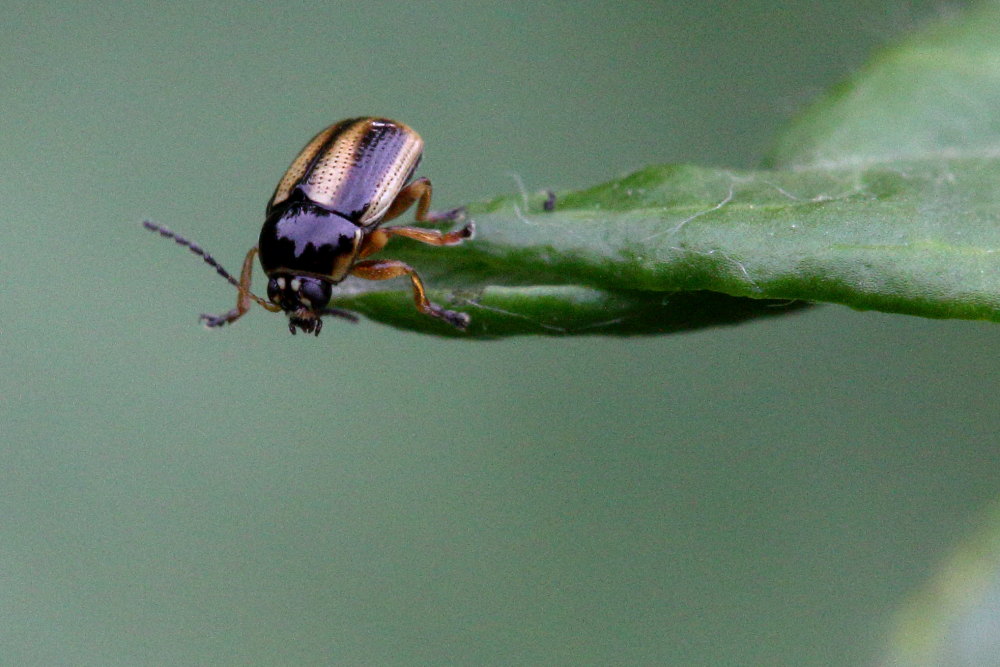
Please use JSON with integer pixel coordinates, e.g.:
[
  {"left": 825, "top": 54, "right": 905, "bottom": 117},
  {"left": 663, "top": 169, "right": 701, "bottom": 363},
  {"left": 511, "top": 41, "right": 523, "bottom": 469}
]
[
  {"left": 379, "top": 176, "right": 466, "bottom": 224},
  {"left": 351, "top": 259, "right": 469, "bottom": 330}
]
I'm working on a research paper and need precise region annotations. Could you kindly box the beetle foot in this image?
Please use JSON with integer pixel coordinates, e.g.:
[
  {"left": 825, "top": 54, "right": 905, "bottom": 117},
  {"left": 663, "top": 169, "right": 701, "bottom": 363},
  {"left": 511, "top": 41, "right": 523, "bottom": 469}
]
[
  {"left": 543, "top": 189, "right": 556, "bottom": 211},
  {"left": 430, "top": 305, "right": 470, "bottom": 331},
  {"left": 199, "top": 311, "right": 235, "bottom": 328},
  {"left": 458, "top": 221, "right": 475, "bottom": 240}
]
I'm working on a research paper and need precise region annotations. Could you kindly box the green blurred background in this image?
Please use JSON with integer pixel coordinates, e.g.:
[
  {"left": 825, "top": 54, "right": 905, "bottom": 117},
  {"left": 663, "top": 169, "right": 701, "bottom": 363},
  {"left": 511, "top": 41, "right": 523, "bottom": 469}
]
[{"left": 2, "top": 1, "right": 997, "bottom": 664}]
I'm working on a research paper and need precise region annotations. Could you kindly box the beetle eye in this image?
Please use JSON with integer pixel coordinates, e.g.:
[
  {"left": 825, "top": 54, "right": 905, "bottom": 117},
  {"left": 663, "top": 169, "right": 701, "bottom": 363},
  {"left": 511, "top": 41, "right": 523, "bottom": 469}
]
[
  {"left": 266, "top": 278, "right": 281, "bottom": 304},
  {"left": 299, "top": 278, "right": 331, "bottom": 309}
]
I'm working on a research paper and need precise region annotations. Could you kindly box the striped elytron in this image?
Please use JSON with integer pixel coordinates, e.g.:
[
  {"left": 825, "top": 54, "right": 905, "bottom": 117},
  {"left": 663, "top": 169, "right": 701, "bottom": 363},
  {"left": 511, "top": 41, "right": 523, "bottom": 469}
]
[{"left": 144, "top": 117, "right": 474, "bottom": 335}]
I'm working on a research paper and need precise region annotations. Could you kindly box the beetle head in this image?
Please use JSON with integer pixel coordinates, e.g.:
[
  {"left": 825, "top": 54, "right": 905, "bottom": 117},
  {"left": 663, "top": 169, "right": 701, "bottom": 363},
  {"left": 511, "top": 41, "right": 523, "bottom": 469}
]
[{"left": 267, "top": 275, "right": 333, "bottom": 335}]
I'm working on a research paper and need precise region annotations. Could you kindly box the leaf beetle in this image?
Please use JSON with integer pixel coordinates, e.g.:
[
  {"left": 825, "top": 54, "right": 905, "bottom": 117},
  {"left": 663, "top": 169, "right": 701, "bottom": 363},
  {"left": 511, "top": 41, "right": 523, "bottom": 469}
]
[{"left": 144, "top": 117, "right": 474, "bottom": 335}]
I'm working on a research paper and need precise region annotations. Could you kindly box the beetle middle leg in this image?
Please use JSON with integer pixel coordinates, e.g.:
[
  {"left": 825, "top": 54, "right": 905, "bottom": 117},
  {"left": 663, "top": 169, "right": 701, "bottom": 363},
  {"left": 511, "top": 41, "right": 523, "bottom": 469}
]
[
  {"left": 200, "top": 245, "right": 279, "bottom": 327},
  {"left": 379, "top": 177, "right": 466, "bottom": 224},
  {"left": 351, "top": 259, "right": 469, "bottom": 330},
  {"left": 358, "top": 221, "right": 475, "bottom": 259}
]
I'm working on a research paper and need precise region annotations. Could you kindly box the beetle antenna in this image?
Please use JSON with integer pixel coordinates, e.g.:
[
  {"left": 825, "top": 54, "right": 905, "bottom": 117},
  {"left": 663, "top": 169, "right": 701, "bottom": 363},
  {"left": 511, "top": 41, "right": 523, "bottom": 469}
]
[
  {"left": 321, "top": 307, "right": 360, "bottom": 323},
  {"left": 142, "top": 221, "right": 241, "bottom": 290}
]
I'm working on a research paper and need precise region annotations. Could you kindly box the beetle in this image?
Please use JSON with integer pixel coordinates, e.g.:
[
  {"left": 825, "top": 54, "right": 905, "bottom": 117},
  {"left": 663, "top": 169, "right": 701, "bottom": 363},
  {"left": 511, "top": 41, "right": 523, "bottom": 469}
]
[{"left": 144, "top": 117, "right": 474, "bottom": 336}]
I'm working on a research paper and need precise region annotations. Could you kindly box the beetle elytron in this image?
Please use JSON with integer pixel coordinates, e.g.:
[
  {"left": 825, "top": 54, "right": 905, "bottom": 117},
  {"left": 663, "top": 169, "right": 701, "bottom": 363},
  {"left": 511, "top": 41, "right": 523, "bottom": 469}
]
[{"left": 144, "top": 117, "right": 474, "bottom": 335}]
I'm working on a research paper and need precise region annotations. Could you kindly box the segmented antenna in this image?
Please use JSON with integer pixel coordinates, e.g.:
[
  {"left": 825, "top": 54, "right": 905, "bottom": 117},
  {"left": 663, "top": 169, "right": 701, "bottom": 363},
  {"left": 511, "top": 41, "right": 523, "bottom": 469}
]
[{"left": 142, "top": 220, "right": 240, "bottom": 290}]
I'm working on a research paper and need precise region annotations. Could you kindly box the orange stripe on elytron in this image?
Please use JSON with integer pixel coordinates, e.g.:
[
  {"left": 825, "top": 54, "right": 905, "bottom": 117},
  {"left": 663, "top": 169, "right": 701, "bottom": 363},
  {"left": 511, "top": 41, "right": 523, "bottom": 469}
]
[
  {"left": 298, "top": 118, "right": 375, "bottom": 213},
  {"left": 267, "top": 118, "right": 355, "bottom": 211}
]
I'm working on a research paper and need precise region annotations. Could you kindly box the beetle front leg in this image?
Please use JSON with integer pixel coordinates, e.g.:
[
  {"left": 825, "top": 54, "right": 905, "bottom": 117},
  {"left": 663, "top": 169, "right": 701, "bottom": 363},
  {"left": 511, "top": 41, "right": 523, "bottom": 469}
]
[
  {"left": 379, "top": 177, "right": 466, "bottom": 224},
  {"left": 350, "top": 259, "right": 469, "bottom": 330},
  {"left": 200, "top": 245, "right": 279, "bottom": 327}
]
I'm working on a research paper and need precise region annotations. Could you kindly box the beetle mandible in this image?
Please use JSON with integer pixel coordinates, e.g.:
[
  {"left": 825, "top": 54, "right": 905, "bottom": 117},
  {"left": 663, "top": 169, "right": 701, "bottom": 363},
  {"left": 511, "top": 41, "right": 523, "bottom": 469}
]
[{"left": 144, "top": 117, "right": 474, "bottom": 335}]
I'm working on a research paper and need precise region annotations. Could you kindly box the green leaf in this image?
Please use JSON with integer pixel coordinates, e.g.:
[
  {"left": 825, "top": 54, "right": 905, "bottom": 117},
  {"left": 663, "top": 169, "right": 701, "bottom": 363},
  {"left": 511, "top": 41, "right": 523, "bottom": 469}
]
[
  {"left": 333, "top": 1, "right": 1000, "bottom": 338},
  {"left": 334, "top": 285, "right": 809, "bottom": 339},
  {"left": 767, "top": 1, "right": 1000, "bottom": 167}
]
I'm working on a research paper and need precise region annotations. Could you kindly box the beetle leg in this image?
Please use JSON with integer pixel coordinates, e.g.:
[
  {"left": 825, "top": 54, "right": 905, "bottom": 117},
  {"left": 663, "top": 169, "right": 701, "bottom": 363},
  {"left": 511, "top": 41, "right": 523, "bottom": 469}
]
[
  {"left": 200, "top": 245, "right": 279, "bottom": 327},
  {"left": 379, "top": 177, "right": 466, "bottom": 224},
  {"left": 350, "top": 259, "right": 469, "bottom": 330},
  {"left": 543, "top": 189, "right": 557, "bottom": 211},
  {"left": 358, "top": 221, "right": 475, "bottom": 258}
]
